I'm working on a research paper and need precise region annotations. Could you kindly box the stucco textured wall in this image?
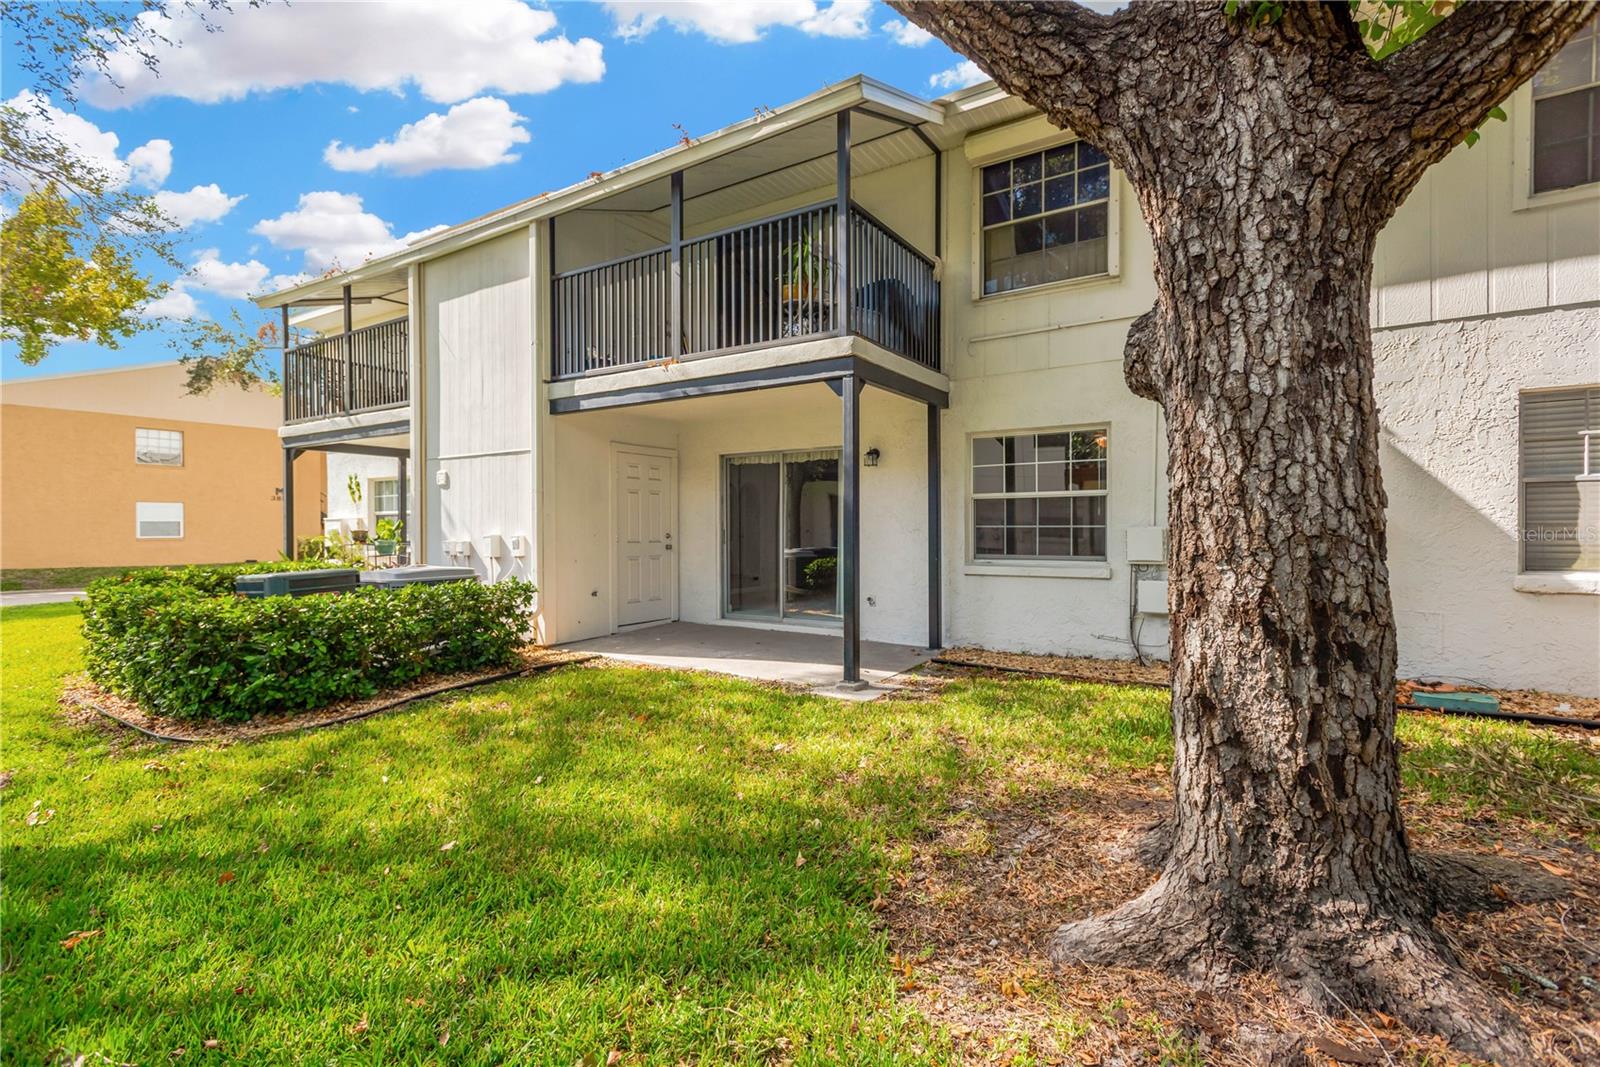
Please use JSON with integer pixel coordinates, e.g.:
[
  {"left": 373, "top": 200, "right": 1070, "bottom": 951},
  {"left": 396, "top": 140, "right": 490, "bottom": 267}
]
[
  {"left": 1, "top": 404, "right": 323, "bottom": 569},
  {"left": 1375, "top": 307, "right": 1600, "bottom": 695}
]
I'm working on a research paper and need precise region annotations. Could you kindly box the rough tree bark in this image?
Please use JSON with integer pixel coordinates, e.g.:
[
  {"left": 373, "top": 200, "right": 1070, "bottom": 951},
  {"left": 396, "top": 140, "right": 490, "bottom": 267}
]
[{"left": 890, "top": 2, "right": 1596, "bottom": 1062}]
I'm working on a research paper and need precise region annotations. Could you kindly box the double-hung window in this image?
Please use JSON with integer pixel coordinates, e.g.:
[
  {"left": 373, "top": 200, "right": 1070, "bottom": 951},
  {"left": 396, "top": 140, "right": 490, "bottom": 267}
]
[
  {"left": 980, "top": 140, "right": 1111, "bottom": 295},
  {"left": 972, "top": 428, "right": 1108, "bottom": 561},
  {"left": 1520, "top": 386, "right": 1599, "bottom": 573},
  {"left": 134, "top": 428, "right": 183, "bottom": 466},
  {"left": 1531, "top": 14, "right": 1599, "bottom": 194}
]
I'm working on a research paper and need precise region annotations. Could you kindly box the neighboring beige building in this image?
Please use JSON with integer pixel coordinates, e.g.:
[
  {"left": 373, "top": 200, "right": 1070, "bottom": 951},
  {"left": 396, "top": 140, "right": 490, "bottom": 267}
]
[{"left": 1, "top": 362, "right": 324, "bottom": 570}]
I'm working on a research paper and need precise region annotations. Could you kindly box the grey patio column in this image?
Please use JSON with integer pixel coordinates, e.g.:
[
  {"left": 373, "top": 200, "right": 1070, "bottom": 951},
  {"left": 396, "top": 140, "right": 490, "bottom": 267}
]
[
  {"left": 835, "top": 110, "right": 851, "bottom": 331},
  {"left": 927, "top": 402, "right": 942, "bottom": 650},
  {"left": 841, "top": 373, "right": 862, "bottom": 685},
  {"left": 669, "top": 170, "right": 683, "bottom": 358},
  {"left": 282, "top": 447, "right": 298, "bottom": 559}
]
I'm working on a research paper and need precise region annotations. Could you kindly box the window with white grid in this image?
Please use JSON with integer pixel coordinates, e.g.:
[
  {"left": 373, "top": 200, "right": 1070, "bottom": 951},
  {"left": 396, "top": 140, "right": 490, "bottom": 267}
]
[
  {"left": 134, "top": 428, "right": 183, "bottom": 466},
  {"left": 971, "top": 428, "right": 1108, "bottom": 561}
]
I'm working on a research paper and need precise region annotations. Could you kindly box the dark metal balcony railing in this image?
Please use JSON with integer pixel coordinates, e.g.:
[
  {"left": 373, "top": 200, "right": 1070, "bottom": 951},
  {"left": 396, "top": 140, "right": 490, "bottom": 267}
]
[
  {"left": 284, "top": 317, "right": 409, "bottom": 423},
  {"left": 552, "top": 200, "right": 939, "bottom": 379}
]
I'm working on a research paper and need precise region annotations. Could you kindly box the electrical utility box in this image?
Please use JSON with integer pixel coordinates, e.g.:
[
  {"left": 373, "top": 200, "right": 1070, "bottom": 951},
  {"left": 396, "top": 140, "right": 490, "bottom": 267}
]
[{"left": 1126, "top": 527, "right": 1168, "bottom": 565}]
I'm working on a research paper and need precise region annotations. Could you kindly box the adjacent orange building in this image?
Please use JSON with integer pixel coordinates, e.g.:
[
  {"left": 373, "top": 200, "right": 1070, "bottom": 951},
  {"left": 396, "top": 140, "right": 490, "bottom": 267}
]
[{"left": 1, "top": 362, "right": 325, "bottom": 569}]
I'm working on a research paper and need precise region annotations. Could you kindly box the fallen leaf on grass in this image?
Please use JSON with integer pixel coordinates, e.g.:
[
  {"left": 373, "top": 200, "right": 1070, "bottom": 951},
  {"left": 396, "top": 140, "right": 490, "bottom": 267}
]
[
  {"left": 607, "top": 1053, "right": 623, "bottom": 1066},
  {"left": 1539, "top": 860, "right": 1573, "bottom": 877},
  {"left": 440, "top": 840, "right": 457, "bottom": 852},
  {"left": 350, "top": 1015, "right": 369, "bottom": 1036},
  {"left": 438, "top": 1028, "right": 450, "bottom": 1048},
  {"left": 795, "top": 851, "right": 806, "bottom": 868},
  {"left": 60, "top": 929, "right": 101, "bottom": 951},
  {"left": 25, "top": 805, "right": 55, "bottom": 826},
  {"left": 999, "top": 975, "right": 1026, "bottom": 999},
  {"left": 217, "top": 871, "right": 236, "bottom": 885},
  {"left": 202, "top": 1039, "right": 222, "bottom": 1050}
]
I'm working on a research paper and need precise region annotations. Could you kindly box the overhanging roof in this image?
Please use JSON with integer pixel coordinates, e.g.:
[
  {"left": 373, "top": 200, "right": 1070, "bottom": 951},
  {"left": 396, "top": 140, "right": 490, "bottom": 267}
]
[{"left": 253, "top": 75, "right": 957, "bottom": 310}]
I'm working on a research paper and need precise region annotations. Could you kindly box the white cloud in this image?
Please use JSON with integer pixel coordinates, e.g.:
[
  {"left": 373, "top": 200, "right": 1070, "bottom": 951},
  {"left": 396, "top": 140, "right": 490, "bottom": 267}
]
[
  {"left": 1, "top": 89, "right": 172, "bottom": 191},
  {"left": 929, "top": 61, "right": 988, "bottom": 92},
  {"left": 325, "top": 97, "right": 530, "bottom": 176},
  {"left": 153, "top": 183, "right": 245, "bottom": 228},
  {"left": 185, "top": 248, "right": 273, "bottom": 299},
  {"left": 606, "top": 0, "right": 870, "bottom": 43},
  {"left": 126, "top": 138, "right": 172, "bottom": 187},
  {"left": 252, "top": 191, "right": 442, "bottom": 273},
  {"left": 142, "top": 286, "right": 201, "bottom": 321},
  {"left": 79, "top": 0, "right": 604, "bottom": 109},
  {"left": 883, "top": 18, "right": 933, "bottom": 47}
]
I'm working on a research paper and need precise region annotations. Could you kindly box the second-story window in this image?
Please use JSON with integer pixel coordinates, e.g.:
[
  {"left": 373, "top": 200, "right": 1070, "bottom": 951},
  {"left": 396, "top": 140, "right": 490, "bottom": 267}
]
[
  {"left": 134, "top": 428, "right": 183, "bottom": 466},
  {"left": 1532, "top": 14, "right": 1598, "bottom": 194},
  {"left": 980, "top": 140, "right": 1111, "bottom": 296}
]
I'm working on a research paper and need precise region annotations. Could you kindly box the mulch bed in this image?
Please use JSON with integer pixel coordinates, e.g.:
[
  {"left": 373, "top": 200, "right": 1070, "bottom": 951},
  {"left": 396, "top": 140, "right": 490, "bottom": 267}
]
[
  {"left": 879, "top": 763, "right": 1600, "bottom": 1066},
  {"left": 60, "top": 645, "right": 594, "bottom": 744},
  {"left": 933, "top": 647, "right": 1170, "bottom": 688},
  {"left": 932, "top": 646, "right": 1600, "bottom": 728}
]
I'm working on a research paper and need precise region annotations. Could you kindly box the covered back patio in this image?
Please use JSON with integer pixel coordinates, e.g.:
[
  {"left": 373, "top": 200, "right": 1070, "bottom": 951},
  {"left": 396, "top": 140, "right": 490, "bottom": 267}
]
[{"left": 563, "top": 621, "right": 935, "bottom": 700}]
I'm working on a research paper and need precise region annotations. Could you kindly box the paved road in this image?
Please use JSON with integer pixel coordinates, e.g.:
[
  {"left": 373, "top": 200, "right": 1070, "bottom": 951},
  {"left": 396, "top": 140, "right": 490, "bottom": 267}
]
[{"left": 0, "top": 589, "right": 84, "bottom": 608}]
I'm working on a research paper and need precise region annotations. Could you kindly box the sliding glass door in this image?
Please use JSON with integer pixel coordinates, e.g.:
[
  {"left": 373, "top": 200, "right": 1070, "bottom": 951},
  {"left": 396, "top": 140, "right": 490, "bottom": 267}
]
[{"left": 724, "top": 450, "right": 840, "bottom": 624}]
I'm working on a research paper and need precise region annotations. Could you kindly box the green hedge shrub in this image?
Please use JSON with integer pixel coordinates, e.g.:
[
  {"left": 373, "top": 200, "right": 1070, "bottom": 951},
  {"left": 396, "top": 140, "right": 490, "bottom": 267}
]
[{"left": 81, "top": 568, "right": 535, "bottom": 722}]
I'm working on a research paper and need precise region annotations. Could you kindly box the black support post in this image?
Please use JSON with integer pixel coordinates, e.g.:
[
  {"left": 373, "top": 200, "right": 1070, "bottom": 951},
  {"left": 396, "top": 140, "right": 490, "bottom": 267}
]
[
  {"left": 927, "top": 402, "right": 942, "bottom": 650},
  {"left": 280, "top": 304, "right": 292, "bottom": 422},
  {"left": 282, "top": 447, "right": 298, "bottom": 559},
  {"left": 341, "top": 283, "right": 354, "bottom": 412},
  {"left": 841, "top": 373, "right": 862, "bottom": 685},
  {"left": 834, "top": 111, "right": 851, "bottom": 333},
  {"left": 397, "top": 456, "right": 409, "bottom": 557},
  {"left": 669, "top": 170, "right": 683, "bottom": 358}
]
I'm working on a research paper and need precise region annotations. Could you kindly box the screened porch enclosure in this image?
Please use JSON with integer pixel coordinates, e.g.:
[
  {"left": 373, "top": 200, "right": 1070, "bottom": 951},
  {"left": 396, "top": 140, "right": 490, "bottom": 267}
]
[{"left": 549, "top": 107, "right": 942, "bottom": 380}]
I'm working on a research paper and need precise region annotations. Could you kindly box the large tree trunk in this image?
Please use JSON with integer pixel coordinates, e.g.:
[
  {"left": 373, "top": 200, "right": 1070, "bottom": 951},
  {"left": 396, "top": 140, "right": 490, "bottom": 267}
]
[
  {"left": 1059, "top": 155, "right": 1524, "bottom": 1055},
  {"left": 887, "top": 2, "right": 1600, "bottom": 1062}
]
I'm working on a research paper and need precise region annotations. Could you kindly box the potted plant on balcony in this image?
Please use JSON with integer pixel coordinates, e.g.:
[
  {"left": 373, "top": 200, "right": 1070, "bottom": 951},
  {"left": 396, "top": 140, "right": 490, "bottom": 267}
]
[{"left": 778, "top": 228, "right": 829, "bottom": 337}]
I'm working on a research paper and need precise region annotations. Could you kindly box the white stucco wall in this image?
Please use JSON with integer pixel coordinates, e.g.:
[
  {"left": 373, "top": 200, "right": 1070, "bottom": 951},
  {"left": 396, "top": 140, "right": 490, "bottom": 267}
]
[{"left": 323, "top": 453, "right": 405, "bottom": 533}]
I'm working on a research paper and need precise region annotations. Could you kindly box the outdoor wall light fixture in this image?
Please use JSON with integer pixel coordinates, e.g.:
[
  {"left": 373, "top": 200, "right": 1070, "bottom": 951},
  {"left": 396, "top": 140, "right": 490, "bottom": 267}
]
[{"left": 864, "top": 447, "right": 881, "bottom": 467}]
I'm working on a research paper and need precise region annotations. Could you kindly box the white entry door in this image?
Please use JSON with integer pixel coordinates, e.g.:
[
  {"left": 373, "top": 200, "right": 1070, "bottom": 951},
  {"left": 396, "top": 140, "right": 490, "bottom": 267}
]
[{"left": 614, "top": 448, "right": 676, "bottom": 627}]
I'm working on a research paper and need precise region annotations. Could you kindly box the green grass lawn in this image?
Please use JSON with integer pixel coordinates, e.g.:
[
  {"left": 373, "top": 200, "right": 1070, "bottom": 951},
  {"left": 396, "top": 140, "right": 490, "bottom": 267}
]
[{"left": 3, "top": 604, "right": 1595, "bottom": 1064}]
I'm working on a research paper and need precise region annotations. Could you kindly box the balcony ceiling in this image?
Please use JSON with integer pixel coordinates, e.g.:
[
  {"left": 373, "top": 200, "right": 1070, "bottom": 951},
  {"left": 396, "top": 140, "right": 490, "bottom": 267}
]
[{"left": 578, "top": 110, "right": 933, "bottom": 233}]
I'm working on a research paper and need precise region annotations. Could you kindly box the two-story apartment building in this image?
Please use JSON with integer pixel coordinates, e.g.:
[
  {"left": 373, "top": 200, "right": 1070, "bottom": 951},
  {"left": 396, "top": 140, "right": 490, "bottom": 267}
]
[{"left": 258, "top": 49, "right": 1600, "bottom": 696}]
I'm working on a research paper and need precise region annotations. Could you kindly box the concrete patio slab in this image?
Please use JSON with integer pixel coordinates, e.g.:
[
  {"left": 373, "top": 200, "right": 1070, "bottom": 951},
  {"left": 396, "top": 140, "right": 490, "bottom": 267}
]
[{"left": 562, "top": 621, "right": 934, "bottom": 700}]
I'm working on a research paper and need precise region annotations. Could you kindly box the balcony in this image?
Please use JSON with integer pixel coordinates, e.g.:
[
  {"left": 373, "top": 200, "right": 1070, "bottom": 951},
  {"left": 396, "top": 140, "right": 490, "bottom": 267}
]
[
  {"left": 552, "top": 200, "right": 939, "bottom": 379},
  {"left": 284, "top": 317, "right": 409, "bottom": 424}
]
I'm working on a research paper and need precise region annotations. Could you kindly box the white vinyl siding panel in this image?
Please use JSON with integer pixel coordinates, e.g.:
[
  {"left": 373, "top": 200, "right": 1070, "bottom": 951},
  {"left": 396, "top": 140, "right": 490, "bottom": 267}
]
[{"left": 1521, "top": 386, "right": 1600, "bottom": 572}]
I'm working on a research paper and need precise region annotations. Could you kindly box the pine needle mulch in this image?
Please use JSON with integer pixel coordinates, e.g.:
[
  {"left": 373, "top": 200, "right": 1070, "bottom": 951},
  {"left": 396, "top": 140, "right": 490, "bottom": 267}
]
[{"left": 880, "top": 763, "right": 1600, "bottom": 1066}]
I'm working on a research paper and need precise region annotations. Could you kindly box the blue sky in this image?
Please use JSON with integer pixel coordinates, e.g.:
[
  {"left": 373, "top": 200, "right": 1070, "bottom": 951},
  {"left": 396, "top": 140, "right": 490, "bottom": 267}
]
[{"left": 2, "top": 0, "right": 984, "bottom": 380}]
